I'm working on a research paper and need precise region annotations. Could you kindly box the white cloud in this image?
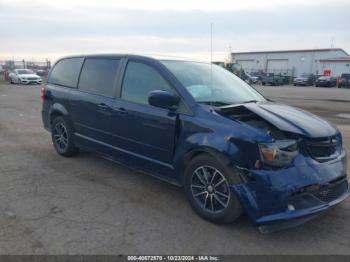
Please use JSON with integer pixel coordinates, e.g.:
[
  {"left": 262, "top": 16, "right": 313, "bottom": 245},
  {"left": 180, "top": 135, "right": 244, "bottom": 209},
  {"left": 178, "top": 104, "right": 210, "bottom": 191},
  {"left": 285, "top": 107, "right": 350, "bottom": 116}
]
[
  {"left": 3, "top": 0, "right": 350, "bottom": 11},
  {"left": 0, "top": 0, "right": 349, "bottom": 61}
]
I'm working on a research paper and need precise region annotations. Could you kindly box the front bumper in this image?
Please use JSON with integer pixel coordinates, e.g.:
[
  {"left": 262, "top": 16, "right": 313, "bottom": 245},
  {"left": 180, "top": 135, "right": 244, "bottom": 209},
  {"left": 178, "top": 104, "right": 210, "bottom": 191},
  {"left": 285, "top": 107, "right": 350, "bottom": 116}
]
[
  {"left": 340, "top": 83, "right": 350, "bottom": 88},
  {"left": 294, "top": 81, "right": 308, "bottom": 85},
  {"left": 316, "top": 81, "right": 332, "bottom": 87},
  {"left": 256, "top": 189, "right": 349, "bottom": 233},
  {"left": 232, "top": 150, "right": 348, "bottom": 230},
  {"left": 20, "top": 79, "right": 42, "bottom": 84}
]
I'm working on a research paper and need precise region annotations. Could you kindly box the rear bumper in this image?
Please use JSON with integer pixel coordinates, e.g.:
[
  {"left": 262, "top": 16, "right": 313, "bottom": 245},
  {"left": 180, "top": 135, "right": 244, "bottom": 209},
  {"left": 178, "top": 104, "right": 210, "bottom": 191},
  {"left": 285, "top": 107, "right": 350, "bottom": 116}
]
[{"left": 41, "top": 110, "right": 50, "bottom": 131}]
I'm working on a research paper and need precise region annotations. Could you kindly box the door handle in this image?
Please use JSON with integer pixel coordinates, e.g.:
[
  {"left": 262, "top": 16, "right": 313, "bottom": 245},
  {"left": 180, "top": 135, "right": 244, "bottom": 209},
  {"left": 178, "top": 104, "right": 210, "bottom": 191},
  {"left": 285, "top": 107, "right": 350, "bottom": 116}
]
[
  {"left": 98, "top": 103, "right": 110, "bottom": 110},
  {"left": 114, "top": 107, "right": 127, "bottom": 115}
]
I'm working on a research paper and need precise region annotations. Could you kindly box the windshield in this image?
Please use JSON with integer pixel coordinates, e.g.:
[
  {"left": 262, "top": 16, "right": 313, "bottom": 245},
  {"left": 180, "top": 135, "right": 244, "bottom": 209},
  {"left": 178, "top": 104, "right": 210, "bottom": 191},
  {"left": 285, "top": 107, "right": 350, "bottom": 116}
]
[
  {"left": 300, "top": 73, "right": 311, "bottom": 78},
  {"left": 161, "top": 60, "right": 265, "bottom": 105},
  {"left": 17, "top": 69, "right": 33, "bottom": 74},
  {"left": 342, "top": 74, "right": 350, "bottom": 79}
]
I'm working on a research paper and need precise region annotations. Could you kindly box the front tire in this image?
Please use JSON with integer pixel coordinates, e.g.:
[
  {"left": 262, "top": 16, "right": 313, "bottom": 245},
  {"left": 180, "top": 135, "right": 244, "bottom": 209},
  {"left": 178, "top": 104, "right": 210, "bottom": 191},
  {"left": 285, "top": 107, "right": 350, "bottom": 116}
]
[
  {"left": 51, "top": 116, "right": 79, "bottom": 157},
  {"left": 184, "top": 154, "right": 243, "bottom": 224}
]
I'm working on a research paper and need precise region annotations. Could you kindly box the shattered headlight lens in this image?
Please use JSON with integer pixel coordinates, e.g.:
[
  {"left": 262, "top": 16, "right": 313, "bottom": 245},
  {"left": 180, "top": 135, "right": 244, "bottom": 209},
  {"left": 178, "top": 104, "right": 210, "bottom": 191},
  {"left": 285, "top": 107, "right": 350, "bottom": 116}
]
[{"left": 259, "top": 140, "right": 298, "bottom": 167}]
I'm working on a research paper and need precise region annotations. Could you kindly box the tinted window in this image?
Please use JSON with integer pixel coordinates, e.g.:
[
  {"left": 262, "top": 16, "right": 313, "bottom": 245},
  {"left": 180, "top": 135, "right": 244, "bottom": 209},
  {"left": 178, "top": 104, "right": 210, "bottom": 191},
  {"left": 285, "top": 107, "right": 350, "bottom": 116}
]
[
  {"left": 78, "top": 58, "right": 120, "bottom": 97},
  {"left": 121, "top": 61, "right": 173, "bottom": 105},
  {"left": 49, "top": 58, "right": 84, "bottom": 87}
]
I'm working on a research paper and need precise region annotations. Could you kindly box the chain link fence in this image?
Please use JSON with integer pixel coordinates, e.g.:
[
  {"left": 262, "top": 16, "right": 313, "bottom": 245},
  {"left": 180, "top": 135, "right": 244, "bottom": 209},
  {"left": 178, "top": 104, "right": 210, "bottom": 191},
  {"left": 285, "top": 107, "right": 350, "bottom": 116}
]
[{"left": 0, "top": 59, "right": 51, "bottom": 81}]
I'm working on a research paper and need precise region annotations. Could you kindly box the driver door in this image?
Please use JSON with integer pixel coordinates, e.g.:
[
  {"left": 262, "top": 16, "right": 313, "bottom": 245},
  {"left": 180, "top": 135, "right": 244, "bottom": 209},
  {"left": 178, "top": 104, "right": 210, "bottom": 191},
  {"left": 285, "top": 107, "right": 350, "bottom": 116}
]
[{"left": 111, "top": 60, "right": 178, "bottom": 175}]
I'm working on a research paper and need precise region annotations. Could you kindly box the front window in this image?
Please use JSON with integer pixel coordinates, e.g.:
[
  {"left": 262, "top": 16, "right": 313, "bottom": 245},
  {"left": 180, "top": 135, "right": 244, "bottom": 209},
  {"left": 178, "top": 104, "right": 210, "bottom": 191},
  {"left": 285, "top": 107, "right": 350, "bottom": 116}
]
[
  {"left": 161, "top": 60, "right": 265, "bottom": 106},
  {"left": 17, "top": 69, "right": 33, "bottom": 74},
  {"left": 121, "top": 61, "right": 174, "bottom": 105}
]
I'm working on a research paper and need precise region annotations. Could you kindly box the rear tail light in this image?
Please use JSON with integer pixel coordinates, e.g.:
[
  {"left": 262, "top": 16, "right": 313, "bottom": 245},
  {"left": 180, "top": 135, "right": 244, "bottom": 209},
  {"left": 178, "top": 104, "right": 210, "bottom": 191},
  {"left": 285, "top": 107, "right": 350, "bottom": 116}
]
[{"left": 40, "top": 86, "right": 45, "bottom": 103}]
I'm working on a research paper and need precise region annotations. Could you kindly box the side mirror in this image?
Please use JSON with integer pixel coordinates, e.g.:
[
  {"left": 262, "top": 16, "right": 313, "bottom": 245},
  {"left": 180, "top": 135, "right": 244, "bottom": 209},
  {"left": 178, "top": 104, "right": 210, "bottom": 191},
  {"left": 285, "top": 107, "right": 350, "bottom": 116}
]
[{"left": 148, "top": 90, "right": 180, "bottom": 110}]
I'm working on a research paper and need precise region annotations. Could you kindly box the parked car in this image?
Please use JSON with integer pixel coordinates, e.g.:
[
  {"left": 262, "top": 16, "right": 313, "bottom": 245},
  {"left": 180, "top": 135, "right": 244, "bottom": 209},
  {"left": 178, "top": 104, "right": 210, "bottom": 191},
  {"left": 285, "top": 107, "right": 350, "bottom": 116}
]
[
  {"left": 35, "top": 69, "right": 48, "bottom": 76},
  {"left": 42, "top": 54, "right": 349, "bottom": 232},
  {"left": 9, "top": 69, "right": 42, "bottom": 85},
  {"left": 250, "top": 72, "right": 264, "bottom": 82},
  {"left": 338, "top": 73, "right": 350, "bottom": 88},
  {"left": 261, "top": 73, "right": 284, "bottom": 86},
  {"left": 293, "top": 73, "right": 315, "bottom": 86},
  {"left": 315, "top": 76, "right": 337, "bottom": 87},
  {"left": 244, "top": 73, "right": 259, "bottom": 84}
]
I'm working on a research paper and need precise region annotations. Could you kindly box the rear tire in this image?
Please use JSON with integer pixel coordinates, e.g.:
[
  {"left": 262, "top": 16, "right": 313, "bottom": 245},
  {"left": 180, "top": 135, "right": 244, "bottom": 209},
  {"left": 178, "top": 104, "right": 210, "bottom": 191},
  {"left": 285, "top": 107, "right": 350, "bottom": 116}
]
[
  {"left": 184, "top": 154, "right": 243, "bottom": 224},
  {"left": 51, "top": 116, "right": 79, "bottom": 157}
]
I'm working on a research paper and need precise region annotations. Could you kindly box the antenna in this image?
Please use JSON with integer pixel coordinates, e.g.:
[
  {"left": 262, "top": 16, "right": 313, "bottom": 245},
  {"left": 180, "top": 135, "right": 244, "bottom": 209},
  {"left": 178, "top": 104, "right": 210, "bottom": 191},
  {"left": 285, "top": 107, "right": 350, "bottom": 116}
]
[
  {"left": 210, "top": 23, "right": 213, "bottom": 93},
  {"left": 210, "top": 23, "right": 213, "bottom": 64}
]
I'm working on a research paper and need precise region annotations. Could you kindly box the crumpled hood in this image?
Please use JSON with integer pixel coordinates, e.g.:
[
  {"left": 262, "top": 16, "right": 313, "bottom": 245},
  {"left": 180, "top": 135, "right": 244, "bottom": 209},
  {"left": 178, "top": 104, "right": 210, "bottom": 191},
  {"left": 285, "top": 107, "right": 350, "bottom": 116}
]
[{"left": 243, "top": 102, "right": 337, "bottom": 137}]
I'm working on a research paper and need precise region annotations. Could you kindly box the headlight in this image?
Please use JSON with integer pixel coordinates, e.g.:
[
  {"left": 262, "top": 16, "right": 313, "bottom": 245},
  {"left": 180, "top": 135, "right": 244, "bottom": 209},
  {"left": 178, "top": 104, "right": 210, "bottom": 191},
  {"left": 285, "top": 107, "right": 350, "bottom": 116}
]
[{"left": 259, "top": 140, "right": 298, "bottom": 167}]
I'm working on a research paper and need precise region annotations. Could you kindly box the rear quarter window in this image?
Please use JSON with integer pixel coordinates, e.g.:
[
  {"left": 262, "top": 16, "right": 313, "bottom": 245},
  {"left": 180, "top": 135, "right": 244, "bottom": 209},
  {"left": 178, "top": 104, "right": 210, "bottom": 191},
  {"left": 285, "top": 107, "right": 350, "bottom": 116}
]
[{"left": 48, "top": 57, "right": 84, "bottom": 88}]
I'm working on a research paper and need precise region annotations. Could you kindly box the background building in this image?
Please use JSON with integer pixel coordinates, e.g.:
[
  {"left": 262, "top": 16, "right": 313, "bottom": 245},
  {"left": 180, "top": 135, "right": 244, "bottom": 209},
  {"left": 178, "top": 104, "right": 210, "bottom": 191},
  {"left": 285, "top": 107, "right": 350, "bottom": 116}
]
[
  {"left": 319, "top": 57, "right": 350, "bottom": 76},
  {"left": 231, "top": 48, "right": 349, "bottom": 77}
]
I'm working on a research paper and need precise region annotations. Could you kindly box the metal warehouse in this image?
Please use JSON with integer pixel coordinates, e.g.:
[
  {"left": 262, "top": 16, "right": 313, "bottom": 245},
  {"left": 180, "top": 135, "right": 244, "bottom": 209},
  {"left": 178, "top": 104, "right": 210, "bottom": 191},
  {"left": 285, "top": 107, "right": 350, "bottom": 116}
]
[{"left": 231, "top": 48, "right": 349, "bottom": 77}]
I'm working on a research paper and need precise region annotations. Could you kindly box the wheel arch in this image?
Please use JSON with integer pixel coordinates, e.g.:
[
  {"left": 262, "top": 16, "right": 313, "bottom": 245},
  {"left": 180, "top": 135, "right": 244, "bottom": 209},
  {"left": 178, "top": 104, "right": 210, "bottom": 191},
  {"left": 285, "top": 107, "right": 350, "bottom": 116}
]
[
  {"left": 179, "top": 146, "right": 243, "bottom": 186},
  {"left": 48, "top": 103, "right": 73, "bottom": 131}
]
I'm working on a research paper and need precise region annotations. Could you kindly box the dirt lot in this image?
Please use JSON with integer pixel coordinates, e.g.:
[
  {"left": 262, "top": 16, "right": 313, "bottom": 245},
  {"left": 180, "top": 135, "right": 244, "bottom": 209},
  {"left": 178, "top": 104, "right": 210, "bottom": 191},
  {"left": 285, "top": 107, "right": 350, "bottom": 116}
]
[{"left": 0, "top": 82, "right": 350, "bottom": 254}]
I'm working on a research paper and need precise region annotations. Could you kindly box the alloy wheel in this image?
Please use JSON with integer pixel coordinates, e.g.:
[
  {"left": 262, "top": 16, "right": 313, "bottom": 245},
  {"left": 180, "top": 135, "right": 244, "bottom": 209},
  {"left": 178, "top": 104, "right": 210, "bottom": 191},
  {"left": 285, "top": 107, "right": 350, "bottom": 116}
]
[
  {"left": 53, "top": 122, "right": 68, "bottom": 152},
  {"left": 190, "top": 166, "right": 230, "bottom": 214}
]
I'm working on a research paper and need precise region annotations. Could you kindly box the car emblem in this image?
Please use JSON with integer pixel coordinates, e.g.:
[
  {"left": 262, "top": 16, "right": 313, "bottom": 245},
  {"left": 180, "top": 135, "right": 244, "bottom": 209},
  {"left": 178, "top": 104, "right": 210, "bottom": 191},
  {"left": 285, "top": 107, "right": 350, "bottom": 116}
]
[{"left": 319, "top": 189, "right": 329, "bottom": 197}]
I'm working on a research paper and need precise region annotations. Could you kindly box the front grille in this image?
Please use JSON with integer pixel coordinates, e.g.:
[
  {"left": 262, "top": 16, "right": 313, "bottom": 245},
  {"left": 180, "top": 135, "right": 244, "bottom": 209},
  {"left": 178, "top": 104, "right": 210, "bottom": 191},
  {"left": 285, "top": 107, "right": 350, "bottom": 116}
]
[
  {"left": 308, "top": 179, "right": 348, "bottom": 203},
  {"left": 28, "top": 77, "right": 38, "bottom": 80},
  {"left": 305, "top": 135, "right": 341, "bottom": 162}
]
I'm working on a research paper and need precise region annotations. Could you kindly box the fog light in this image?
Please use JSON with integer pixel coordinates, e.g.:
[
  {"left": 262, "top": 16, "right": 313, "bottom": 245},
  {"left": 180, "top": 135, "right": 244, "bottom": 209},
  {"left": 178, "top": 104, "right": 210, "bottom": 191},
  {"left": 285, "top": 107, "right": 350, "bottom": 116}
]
[{"left": 287, "top": 204, "right": 295, "bottom": 211}]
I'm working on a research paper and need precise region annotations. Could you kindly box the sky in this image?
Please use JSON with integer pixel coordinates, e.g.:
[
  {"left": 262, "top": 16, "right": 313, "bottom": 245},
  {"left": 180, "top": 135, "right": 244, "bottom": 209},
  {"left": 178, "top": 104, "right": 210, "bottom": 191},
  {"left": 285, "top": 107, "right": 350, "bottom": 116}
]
[{"left": 0, "top": 0, "right": 350, "bottom": 62}]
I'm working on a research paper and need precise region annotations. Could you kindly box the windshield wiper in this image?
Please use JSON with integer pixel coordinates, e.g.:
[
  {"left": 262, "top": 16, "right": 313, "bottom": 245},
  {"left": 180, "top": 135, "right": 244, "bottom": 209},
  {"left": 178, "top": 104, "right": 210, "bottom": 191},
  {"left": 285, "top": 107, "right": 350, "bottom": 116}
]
[
  {"left": 241, "top": 100, "right": 258, "bottom": 104},
  {"left": 198, "top": 101, "right": 233, "bottom": 106}
]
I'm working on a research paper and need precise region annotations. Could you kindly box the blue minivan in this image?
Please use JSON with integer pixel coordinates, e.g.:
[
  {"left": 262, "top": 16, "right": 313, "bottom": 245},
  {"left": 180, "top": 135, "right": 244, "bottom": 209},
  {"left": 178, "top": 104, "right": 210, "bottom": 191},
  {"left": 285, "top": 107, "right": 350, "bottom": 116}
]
[{"left": 42, "top": 54, "right": 349, "bottom": 232}]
